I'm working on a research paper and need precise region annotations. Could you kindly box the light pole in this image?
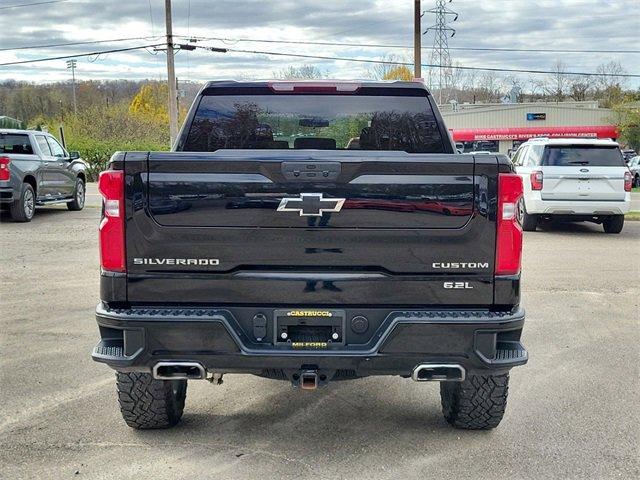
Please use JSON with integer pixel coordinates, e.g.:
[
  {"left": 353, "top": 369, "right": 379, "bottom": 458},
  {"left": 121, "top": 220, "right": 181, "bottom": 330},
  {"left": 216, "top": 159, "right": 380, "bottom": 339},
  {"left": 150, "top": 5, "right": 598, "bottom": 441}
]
[
  {"left": 66, "top": 59, "right": 77, "bottom": 115},
  {"left": 414, "top": 0, "right": 421, "bottom": 79}
]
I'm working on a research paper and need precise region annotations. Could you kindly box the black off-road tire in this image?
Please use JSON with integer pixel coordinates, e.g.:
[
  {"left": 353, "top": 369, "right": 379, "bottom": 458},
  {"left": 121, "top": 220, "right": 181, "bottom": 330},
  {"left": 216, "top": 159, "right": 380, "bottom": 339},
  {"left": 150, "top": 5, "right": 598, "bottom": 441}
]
[
  {"left": 603, "top": 215, "right": 624, "bottom": 234},
  {"left": 440, "top": 373, "right": 509, "bottom": 430},
  {"left": 9, "top": 182, "right": 35, "bottom": 222},
  {"left": 66, "top": 177, "right": 85, "bottom": 211},
  {"left": 116, "top": 372, "right": 187, "bottom": 429},
  {"left": 521, "top": 211, "right": 538, "bottom": 232},
  {"left": 633, "top": 174, "right": 639, "bottom": 188}
]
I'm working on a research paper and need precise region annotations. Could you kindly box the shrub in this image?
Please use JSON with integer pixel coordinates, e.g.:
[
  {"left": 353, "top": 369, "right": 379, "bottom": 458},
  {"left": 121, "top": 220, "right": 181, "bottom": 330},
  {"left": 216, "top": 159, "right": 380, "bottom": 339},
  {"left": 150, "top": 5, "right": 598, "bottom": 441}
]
[{"left": 41, "top": 101, "right": 170, "bottom": 181}]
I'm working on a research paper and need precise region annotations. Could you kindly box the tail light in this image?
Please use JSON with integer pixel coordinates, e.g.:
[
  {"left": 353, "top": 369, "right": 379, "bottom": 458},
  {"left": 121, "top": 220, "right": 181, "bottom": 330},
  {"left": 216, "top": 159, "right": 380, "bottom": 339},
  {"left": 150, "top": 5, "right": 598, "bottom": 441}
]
[
  {"left": 624, "top": 171, "right": 632, "bottom": 192},
  {"left": 98, "top": 170, "right": 125, "bottom": 272},
  {"left": 0, "top": 156, "right": 10, "bottom": 181},
  {"left": 530, "top": 170, "right": 543, "bottom": 190},
  {"left": 496, "top": 173, "right": 524, "bottom": 276}
]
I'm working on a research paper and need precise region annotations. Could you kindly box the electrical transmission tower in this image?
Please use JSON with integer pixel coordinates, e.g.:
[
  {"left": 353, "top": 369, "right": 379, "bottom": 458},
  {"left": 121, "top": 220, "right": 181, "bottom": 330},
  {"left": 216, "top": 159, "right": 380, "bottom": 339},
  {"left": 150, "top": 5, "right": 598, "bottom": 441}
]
[{"left": 424, "top": 0, "right": 458, "bottom": 104}]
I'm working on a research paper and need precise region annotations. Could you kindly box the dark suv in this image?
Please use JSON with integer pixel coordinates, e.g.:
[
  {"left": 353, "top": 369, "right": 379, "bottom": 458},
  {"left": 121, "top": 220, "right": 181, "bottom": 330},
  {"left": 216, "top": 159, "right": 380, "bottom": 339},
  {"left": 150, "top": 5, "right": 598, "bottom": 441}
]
[{"left": 0, "top": 129, "right": 87, "bottom": 222}]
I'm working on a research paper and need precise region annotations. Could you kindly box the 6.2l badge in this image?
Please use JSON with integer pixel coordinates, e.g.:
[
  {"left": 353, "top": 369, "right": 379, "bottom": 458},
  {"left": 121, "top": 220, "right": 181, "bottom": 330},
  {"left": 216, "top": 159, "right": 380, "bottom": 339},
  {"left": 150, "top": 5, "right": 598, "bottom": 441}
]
[{"left": 444, "top": 282, "right": 473, "bottom": 289}]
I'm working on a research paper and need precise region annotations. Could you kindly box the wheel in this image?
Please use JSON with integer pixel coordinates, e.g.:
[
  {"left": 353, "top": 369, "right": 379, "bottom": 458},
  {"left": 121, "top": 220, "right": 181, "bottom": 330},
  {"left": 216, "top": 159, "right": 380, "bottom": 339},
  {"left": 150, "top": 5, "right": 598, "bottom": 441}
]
[
  {"left": 520, "top": 202, "right": 538, "bottom": 232},
  {"left": 603, "top": 215, "right": 624, "bottom": 234},
  {"left": 634, "top": 174, "right": 639, "bottom": 188},
  {"left": 440, "top": 373, "right": 509, "bottom": 430},
  {"left": 9, "top": 182, "right": 35, "bottom": 222},
  {"left": 66, "top": 177, "right": 85, "bottom": 211},
  {"left": 116, "top": 372, "right": 187, "bottom": 429}
]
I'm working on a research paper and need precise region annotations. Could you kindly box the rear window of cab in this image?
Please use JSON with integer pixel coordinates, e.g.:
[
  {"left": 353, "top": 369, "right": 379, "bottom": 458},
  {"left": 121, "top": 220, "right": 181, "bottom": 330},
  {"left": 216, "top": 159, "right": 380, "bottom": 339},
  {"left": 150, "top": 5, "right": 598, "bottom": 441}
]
[
  {"left": 0, "top": 134, "right": 33, "bottom": 154},
  {"left": 182, "top": 89, "right": 448, "bottom": 154}
]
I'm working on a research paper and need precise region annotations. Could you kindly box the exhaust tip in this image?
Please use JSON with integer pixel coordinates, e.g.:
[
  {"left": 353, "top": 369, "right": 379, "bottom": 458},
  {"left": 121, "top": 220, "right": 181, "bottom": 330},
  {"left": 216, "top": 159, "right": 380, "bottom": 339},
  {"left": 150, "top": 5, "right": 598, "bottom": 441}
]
[
  {"left": 411, "top": 364, "right": 465, "bottom": 382},
  {"left": 153, "top": 362, "right": 206, "bottom": 380}
]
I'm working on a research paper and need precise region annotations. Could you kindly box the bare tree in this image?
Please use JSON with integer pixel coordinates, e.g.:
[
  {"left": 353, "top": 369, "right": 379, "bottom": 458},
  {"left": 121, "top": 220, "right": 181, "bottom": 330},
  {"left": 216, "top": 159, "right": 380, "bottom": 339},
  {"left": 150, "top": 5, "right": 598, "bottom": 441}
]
[
  {"left": 594, "top": 61, "right": 627, "bottom": 107},
  {"left": 542, "top": 61, "right": 568, "bottom": 102},
  {"left": 568, "top": 76, "right": 591, "bottom": 101},
  {"left": 367, "top": 54, "right": 407, "bottom": 80},
  {"left": 274, "top": 65, "right": 326, "bottom": 79},
  {"left": 477, "top": 72, "right": 504, "bottom": 103}
]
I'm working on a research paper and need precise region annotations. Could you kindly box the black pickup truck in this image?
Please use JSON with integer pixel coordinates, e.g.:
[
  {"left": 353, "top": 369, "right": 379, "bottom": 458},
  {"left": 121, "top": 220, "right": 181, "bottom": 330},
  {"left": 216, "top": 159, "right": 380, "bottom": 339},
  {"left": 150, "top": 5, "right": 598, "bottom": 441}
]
[{"left": 93, "top": 80, "right": 527, "bottom": 430}]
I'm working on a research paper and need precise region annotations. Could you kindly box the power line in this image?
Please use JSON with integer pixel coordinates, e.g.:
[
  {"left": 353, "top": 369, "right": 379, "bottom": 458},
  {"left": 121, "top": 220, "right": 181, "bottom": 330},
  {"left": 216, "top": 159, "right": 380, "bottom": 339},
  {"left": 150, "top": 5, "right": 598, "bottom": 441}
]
[
  {"left": 177, "top": 35, "right": 640, "bottom": 55},
  {"left": 1, "top": 42, "right": 638, "bottom": 79},
  {"left": 5, "top": 33, "right": 637, "bottom": 55},
  {"left": 195, "top": 45, "right": 640, "bottom": 78},
  {"left": 0, "top": 36, "right": 162, "bottom": 53},
  {"left": 0, "top": 0, "right": 69, "bottom": 10},
  {"left": 0, "top": 44, "right": 164, "bottom": 66}
]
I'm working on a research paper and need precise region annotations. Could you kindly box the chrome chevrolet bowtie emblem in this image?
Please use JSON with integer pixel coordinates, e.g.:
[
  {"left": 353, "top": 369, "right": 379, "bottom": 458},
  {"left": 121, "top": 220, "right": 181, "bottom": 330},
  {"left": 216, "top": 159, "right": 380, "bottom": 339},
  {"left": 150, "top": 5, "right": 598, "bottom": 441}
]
[{"left": 277, "top": 193, "right": 345, "bottom": 217}]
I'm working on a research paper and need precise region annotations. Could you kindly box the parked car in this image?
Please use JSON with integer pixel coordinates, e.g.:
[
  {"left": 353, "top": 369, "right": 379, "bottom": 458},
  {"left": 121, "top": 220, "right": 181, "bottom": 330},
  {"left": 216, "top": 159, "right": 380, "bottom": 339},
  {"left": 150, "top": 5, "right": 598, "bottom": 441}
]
[
  {"left": 627, "top": 156, "right": 640, "bottom": 187},
  {"left": 512, "top": 138, "right": 631, "bottom": 233},
  {"left": 622, "top": 149, "right": 637, "bottom": 164},
  {"left": 0, "top": 129, "right": 86, "bottom": 222},
  {"left": 92, "top": 80, "right": 528, "bottom": 431}
]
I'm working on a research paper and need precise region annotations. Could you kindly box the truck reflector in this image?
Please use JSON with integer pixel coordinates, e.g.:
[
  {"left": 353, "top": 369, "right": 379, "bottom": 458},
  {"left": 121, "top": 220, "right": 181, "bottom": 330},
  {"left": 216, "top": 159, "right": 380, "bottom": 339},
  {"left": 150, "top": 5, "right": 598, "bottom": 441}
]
[
  {"left": 98, "top": 170, "right": 125, "bottom": 272},
  {"left": 495, "top": 173, "right": 523, "bottom": 276}
]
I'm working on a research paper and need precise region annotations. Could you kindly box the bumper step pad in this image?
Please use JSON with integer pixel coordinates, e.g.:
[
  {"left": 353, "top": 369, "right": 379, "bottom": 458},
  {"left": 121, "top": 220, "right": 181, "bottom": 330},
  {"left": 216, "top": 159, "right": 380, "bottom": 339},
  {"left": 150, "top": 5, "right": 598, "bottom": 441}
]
[
  {"left": 495, "top": 342, "right": 527, "bottom": 361},
  {"left": 93, "top": 340, "right": 125, "bottom": 360}
]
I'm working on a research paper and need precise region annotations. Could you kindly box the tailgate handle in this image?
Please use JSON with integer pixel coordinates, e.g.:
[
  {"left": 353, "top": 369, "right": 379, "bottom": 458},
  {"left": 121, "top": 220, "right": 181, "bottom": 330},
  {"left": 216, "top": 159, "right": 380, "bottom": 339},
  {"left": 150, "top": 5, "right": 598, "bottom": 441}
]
[{"left": 281, "top": 162, "right": 341, "bottom": 182}]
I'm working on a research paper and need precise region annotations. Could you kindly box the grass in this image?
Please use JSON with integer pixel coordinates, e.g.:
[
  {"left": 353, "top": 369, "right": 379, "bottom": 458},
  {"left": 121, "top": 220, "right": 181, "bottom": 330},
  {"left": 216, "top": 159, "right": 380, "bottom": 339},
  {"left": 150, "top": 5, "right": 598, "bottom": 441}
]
[
  {"left": 632, "top": 187, "right": 640, "bottom": 193},
  {"left": 626, "top": 211, "right": 640, "bottom": 221}
]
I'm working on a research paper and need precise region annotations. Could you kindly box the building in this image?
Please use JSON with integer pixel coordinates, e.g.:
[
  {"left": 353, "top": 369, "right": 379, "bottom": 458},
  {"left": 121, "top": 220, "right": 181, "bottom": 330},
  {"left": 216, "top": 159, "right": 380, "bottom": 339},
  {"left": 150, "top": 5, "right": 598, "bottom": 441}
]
[{"left": 440, "top": 101, "right": 618, "bottom": 154}]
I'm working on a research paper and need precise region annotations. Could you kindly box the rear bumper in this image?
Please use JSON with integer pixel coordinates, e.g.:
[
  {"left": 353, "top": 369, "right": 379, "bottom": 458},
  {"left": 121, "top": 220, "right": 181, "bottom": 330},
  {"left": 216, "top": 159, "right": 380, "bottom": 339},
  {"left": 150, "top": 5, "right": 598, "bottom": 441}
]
[
  {"left": 92, "top": 303, "right": 527, "bottom": 378},
  {"left": 526, "top": 194, "right": 631, "bottom": 215}
]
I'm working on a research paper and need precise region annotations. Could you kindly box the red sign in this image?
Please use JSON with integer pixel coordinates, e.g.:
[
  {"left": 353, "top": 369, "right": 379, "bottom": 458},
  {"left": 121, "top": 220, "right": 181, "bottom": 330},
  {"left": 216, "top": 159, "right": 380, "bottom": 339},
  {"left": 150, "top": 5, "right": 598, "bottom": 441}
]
[{"left": 450, "top": 125, "right": 618, "bottom": 142}]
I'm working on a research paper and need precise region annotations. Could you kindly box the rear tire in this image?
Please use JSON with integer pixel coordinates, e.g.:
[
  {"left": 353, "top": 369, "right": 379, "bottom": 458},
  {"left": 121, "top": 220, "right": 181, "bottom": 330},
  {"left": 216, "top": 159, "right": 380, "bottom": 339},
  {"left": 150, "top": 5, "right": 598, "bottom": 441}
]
[
  {"left": 9, "top": 182, "right": 35, "bottom": 222},
  {"left": 603, "top": 215, "right": 624, "bottom": 234},
  {"left": 116, "top": 372, "right": 187, "bottom": 429},
  {"left": 633, "top": 174, "right": 639, "bottom": 188},
  {"left": 66, "top": 177, "right": 85, "bottom": 211},
  {"left": 440, "top": 373, "right": 509, "bottom": 430}
]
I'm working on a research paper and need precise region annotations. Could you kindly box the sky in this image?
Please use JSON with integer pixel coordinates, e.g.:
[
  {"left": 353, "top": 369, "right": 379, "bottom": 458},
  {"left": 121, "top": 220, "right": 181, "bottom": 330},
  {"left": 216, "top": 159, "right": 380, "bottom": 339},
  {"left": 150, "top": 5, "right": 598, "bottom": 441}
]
[{"left": 0, "top": 0, "right": 638, "bottom": 88}]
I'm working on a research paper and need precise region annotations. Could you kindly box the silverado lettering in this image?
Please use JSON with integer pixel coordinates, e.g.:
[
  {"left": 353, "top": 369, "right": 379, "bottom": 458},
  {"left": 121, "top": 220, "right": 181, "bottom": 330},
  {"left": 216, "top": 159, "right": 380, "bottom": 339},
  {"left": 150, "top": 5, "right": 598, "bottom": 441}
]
[
  {"left": 93, "top": 80, "right": 528, "bottom": 431},
  {"left": 133, "top": 258, "right": 220, "bottom": 266}
]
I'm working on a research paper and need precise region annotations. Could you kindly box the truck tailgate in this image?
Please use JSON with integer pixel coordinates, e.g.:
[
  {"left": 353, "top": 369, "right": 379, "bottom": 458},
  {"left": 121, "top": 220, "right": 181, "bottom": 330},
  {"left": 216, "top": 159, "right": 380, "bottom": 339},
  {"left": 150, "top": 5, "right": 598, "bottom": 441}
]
[{"left": 124, "top": 151, "right": 498, "bottom": 306}]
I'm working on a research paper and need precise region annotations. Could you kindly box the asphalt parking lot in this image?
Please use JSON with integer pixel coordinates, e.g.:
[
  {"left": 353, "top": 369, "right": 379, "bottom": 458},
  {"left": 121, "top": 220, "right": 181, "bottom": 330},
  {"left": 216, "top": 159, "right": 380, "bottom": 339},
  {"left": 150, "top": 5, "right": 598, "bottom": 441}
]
[{"left": 1, "top": 198, "right": 638, "bottom": 480}]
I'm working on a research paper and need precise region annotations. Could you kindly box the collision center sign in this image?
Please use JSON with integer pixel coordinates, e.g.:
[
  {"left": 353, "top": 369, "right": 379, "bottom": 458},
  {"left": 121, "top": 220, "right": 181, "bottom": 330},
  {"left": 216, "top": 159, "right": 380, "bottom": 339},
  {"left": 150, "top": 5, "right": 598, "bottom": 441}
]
[{"left": 450, "top": 125, "right": 618, "bottom": 142}]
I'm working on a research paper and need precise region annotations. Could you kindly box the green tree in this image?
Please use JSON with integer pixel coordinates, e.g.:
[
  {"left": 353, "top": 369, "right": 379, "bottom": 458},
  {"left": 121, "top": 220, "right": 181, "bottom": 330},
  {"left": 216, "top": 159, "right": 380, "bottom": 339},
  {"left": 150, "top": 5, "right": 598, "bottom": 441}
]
[{"left": 613, "top": 104, "right": 640, "bottom": 150}]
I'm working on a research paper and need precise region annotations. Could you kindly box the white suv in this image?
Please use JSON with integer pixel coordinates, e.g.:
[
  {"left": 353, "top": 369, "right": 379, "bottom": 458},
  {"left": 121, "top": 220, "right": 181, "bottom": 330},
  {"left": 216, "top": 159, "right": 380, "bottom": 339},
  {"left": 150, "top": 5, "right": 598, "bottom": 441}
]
[{"left": 512, "top": 138, "right": 632, "bottom": 233}]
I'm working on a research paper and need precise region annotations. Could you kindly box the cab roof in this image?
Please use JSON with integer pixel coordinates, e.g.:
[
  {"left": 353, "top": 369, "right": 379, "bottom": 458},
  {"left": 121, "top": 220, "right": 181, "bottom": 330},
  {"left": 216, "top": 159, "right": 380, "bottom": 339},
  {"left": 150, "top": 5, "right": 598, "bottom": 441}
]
[
  {"left": 202, "top": 79, "right": 430, "bottom": 92},
  {"left": 522, "top": 137, "right": 619, "bottom": 147}
]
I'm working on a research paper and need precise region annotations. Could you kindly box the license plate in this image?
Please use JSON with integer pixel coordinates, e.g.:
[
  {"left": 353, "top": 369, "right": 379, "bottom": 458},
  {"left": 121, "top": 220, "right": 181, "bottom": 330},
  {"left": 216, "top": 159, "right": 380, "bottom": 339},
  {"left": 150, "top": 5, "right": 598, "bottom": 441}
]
[{"left": 274, "top": 309, "right": 345, "bottom": 347}]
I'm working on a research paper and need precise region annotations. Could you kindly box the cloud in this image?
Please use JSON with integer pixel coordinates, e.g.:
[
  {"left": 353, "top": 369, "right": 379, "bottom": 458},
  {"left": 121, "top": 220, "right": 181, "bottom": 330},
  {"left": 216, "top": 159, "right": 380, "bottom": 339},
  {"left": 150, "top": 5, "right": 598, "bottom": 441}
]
[{"left": 0, "top": 0, "right": 637, "bottom": 87}]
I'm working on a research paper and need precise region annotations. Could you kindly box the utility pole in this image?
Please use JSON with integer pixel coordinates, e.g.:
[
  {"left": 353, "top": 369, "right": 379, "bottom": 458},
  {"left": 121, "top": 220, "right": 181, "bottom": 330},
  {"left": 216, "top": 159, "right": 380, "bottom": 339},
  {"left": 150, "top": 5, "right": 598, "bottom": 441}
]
[
  {"left": 413, "top": 0, "right": 421, "bottom": 79},
  {"left": 66, "top": 59, "right": 77, "bottom": 115},
  {"left": 165, "top": 0, "right": 179, "bottom": 147},
  {"left": 424, "top": 0, "right": 458, "bottom": 104}
]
